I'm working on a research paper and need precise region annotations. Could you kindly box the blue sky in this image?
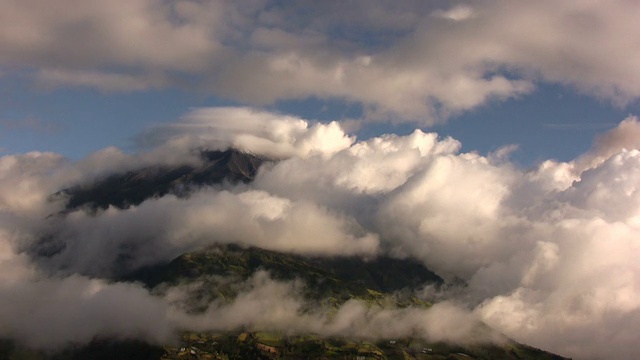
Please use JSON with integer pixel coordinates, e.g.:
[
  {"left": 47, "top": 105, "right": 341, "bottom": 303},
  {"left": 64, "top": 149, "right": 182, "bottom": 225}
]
[
  {"left": 2, "top": 76, "right": 637, "bottom": 167},
  {"left": 1, "top": 1, "right": 639, "bottom": 167}
]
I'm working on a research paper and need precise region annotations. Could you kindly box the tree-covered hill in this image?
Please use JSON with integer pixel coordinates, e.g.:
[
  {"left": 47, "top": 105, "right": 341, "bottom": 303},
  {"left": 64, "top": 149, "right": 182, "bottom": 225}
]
[{"left": 126, "top": 244, "right": 443, "bottom": 309}]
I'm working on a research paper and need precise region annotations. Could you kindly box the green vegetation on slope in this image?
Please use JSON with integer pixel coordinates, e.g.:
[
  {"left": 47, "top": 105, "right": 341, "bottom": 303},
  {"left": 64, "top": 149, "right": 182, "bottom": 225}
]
[
  {"left": 0, "top": 332, "right": 568, "bottom": 360},
  {"left": 163, "top": 331, "right": 570, "bottom": 360},
  {"left": 126, "top": 244, "right": 443, "bottom": 309}
]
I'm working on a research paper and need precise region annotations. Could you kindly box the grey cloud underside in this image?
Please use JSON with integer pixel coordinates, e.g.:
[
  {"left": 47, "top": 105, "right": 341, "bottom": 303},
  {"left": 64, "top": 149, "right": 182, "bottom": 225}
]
[{"left": 2, "top": 1, "right": 640, "bottom": 122}]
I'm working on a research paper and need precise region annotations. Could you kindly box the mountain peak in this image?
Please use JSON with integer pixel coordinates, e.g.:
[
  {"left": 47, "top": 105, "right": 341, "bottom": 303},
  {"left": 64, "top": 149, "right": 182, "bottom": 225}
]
[{"left": 59, "top": 148, "right": 269, "bottom": 212}]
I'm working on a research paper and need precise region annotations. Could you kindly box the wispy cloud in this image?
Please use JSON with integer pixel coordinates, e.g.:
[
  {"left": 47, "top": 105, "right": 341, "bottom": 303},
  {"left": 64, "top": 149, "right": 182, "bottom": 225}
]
[
  {"left": 0, "top": 116, "right": 60, "bottom": 134},
  {"left": 542, "top": 122, "right": 617, "bottom": 131}
]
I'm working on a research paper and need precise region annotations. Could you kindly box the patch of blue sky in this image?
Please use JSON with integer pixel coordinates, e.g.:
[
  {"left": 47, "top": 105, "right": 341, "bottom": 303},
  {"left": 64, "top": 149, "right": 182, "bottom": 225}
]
[
  {"left": 273, "top": 82, "right": 640, "bottom": 167},
  {"left": 435, "top": 83, "right": 640, "bottom": 167},
  {"left": 0, "top": 75, "right": 224, "bottom": 159},
  {"left": 2, "top": 70, "right": 639, "bottom": 168}
]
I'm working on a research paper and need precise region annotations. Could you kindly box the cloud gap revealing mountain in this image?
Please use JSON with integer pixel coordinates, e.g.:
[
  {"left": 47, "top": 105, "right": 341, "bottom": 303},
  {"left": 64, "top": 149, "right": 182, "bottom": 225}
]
[{"left": 58, "top": 149, "right": 269, "bottom": 212}]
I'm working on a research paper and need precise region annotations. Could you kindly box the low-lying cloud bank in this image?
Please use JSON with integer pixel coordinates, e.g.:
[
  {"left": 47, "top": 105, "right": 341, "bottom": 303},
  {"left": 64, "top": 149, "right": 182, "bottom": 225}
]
[
  {"left": 0, "top": 261, "right": 491, "bottom": 350},
  {"left": 169, "top": 271, "right": 498, "bottom": 345},
  {"left": 2, "top": 107, "right": 640, "bottom": 359}
]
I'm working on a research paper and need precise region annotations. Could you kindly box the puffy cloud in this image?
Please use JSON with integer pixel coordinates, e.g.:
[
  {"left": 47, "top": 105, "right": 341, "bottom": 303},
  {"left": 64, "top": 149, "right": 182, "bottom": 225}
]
[
  {"left": 0, "top": 151, "right": 69, "bottom": 215},
  {"left": 0, "top": 274, "right": 175, "bottom": 349},
  {"left": 0, "top": 145, "right": 204, "bottom": 218},
  {"left": 138, "top": 107, "right": 354, "bottom": 158},
  {"left": 0, "top": 221, "right": 175, "bottom": 349},
  {"left": 2, "top": 1, "right": 640, "bottom": 122},
  {"left": 31, "top": 189, "right": 378, "bottom": 277},
  {"left": 254, "top": 129, "right": 462, "bottom": 223},
  {"left": 562, "top": 150, "right": 640, "bottom": 222},
  {"left": 3, "top": 111, "right": 640, "bottom": 358},
  {"left": 251, "top": 115, "right": 640, "bottom": 358},
  {"left": 475, "top": 214, "right": 640, "bottom": 360},
  {"left": 0, "top": 0, "right": 221, "bottom": 71},
  {"left": 592, "top": 116, "right": 640, "bottom": 158},
  {"left": 376, "top": 153, "right": 518, "bottom": 279},
  {"left": 576, "top": 115, "right": 640, "bottom": 171}
]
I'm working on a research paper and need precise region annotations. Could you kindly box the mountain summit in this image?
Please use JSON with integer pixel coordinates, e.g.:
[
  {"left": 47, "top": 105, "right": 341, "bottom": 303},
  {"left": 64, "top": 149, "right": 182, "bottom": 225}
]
[{"left": 60, "top": 149, "right": 268, "bottom": 211}]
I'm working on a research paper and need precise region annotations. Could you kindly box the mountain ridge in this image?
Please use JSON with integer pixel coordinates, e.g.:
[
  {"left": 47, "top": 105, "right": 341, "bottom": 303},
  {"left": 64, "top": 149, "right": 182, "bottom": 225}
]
[
  {"left": 124, "top": 243, "right": 444, "bottom": 310},
  {"left": 58, "top": 148, "right": 269, "bottom": 212}
]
